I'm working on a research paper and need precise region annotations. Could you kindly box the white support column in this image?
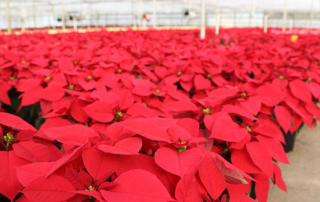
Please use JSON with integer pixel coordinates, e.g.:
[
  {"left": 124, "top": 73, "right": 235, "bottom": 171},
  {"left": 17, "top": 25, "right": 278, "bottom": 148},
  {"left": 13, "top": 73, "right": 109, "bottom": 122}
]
[
  {"left": 215, "top": 9, "right": 220, "bottom": 35},
  {"left": 132, "top": 1, "right": 137, "bottom": 28},
  {"left": 6, "top": 0, "right": 11, "bottom": 34},
  {"left": 33, "top": 0, "right": 36, "bottom": 28},
  {"left": 21, "top": 8, "right": 26, "bottom": 33},
  {"left": 289, "top": 19, "right": 293, "bottom": 32},
  {"left": 52, "top": 6, "right": 56, "bottom": 29},
  {"left": 282, "top": 0, "right": 287, "bottom": 33},
  {"left": 263, "top": 14, "right": 268, "bottom": 33},
  {"left": 309, "top": 0, "right": 314, "bottom": 29},
  {"left": 153, "top": 0, "right": 156, "bottom": 29},
  {"left": 61, "top": 0, "right": 66, "bottom": 31},
  {"left": 139, "top": 0, "right": 143, "bottom": 27},
  {"left": 200, "top": 0, "right": 206, "bottom": 39},
  {"left": 73, "top": 17, "right": 77, "bottom": 32}
]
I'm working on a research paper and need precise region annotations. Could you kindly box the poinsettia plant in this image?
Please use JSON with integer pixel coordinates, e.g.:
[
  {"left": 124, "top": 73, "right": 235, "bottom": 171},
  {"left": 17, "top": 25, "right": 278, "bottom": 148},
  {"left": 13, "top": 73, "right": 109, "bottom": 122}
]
[{"left": 0, "top": 27, "right": 319, "bottom": 202}]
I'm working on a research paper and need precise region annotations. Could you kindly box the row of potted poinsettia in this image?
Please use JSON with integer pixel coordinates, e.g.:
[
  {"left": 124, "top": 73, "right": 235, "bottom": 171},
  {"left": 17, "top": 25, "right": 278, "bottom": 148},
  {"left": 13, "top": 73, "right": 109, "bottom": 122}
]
[{"left": 0, "top": 28, "right": 319, "bottom": 202}]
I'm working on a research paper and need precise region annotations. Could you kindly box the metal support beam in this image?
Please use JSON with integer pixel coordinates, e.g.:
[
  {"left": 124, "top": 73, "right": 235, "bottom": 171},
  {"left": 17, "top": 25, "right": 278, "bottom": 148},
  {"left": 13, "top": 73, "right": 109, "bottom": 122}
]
[
  {"left": 263, "top": 14, "right": 268, "bottom": 33},
  {"left": 200, "top": 0, "right": 206, "bottom": 39},
  {"left": 215, "top": 9, "right": 220, "bottom": 35},
  {"left": 33, "top": 0, "right": 36, "bottom": 28},
  {"left": 6, "top": 0, "right": 11, "bottom": 34},
  {"left": 73, "top": 17, "right": 77, "bottom": 32},
  {"left": 309, "top": 0, "right": 314, "bottom": 29},
  {"left": 61, "top": 0, "right": 66, "bottom": 30},
  {"left": 139, "top": 0, "right": 143, "bottom": 27},
  {"left": 152, "top": 0, "right": 156, "bottom": 28},
  {"left": 282, "top": 0, "right": 287, "bottom": 32}
]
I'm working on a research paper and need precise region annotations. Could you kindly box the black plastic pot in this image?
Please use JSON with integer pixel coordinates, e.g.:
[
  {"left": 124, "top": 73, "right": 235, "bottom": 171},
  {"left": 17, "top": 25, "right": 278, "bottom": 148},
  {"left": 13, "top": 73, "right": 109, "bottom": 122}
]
[
  {"left": 281, "top": 123, "right": 303, "bottom": 153},
  {"left": 282, "top": 130, "right": 297, "bottom": 153}
]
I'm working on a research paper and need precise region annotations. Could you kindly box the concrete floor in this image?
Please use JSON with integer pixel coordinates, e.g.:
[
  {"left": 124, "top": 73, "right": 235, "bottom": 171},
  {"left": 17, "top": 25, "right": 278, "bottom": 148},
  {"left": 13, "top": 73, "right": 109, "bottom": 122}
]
[{"left": 268, "top": 124, "right": 320, "bottom": 201}]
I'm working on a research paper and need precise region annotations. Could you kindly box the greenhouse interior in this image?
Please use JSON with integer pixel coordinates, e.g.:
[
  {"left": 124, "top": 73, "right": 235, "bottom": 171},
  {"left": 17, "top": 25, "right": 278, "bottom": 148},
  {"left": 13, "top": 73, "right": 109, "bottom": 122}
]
[{"left": 0, "top": 0, "right": 319, "bottom": 202}]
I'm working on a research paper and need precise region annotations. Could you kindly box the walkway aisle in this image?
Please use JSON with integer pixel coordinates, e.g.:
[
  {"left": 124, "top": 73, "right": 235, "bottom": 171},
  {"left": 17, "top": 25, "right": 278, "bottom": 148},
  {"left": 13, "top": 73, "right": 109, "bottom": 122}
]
[{"left": 268, "top": 124, "right": 320, "bottom": 201}]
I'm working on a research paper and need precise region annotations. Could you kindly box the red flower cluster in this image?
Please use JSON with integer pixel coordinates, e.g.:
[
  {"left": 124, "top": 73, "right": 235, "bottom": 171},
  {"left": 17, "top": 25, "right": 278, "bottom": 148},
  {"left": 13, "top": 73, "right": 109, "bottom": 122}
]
[{"left": 0, "top": 28, "right": 319, "bottom": 202}]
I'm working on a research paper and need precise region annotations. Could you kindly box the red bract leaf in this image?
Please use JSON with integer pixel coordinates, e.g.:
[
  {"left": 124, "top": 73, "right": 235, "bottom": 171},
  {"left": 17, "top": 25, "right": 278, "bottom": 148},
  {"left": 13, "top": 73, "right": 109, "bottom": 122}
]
[
  {"left": 155, "top": 147, "right": 203, "bottom": 177},
  {"left": 229, "top": 192, "right": 256, "bottom": 202},
  {"left": 256, "top": 135, "right": 289, "bottom": 164},
  {"left": 231, "top": 149, "right": 262, "bottom": 174},
  {"left": 59, "top": 57, "right": 74, "bottom": 71},
  {"left": 164, "top": 100, "right": 198, "bottom": 112},
  {"left": 70, "top": 98, "right": 89, "bottom": 123},
  {"left": 83, "top": 101, "right": 114, "bottom": 123},
  {"left": 18, "top": 86, "right": 43, "bottom": 112},
  {"left": 213, "top": 155, "right": 249, "bottom": 184},
  {"left": 13, "top": 195, "right": 33, "bottom": 202},
  {"left": 198, "top": 153, "right": 225, "bottom": 200},
  {"left": 22, "top": 175, "right": 76, "bottom": 202},
  {"left": 175, "top": 162, "right": 203, "bottom": 202},
  {"left": 255, "top": 84, "right": 284, "bottom": 106},
  {"left": 46, "top": 140, "right": 90, "bottom": 177},
  {"left": 13, "top": 140, "right": 50, "bottom": 162},
  {"left": 98, "top": 137, "right": 142, "bottom": 155},
  {"left": 254, "top": 174, "right": 269, "bottom": 202},
  {"left": 274, "top": 105, "right": 292, "bottom": 133},
  {"left": 210, "top": 116, "right": 248, "bottom": 142},
  {"left": 221, "top": 105, "right": 256, "bottom": 120},
  {"left": 118, "top": 89, "right": 134, "bottom": 110},
  {"left": 101, "top": 169, "right": 174, "bottom": 202},
  {"left": 194, "top": 75, "right": 211, "bottom": 90},
  {"left": 0, "top": 151, "right": 29, "bottom": 201},
  {"left": 118, "top": 118, "right": 175, "bottom": 143},
  {"left": 246, "top": 142, "right": 273, "bottom": 178},
  {"left": 16, "top": 162, "right": 55, "bottom": 187},
  {"left": 65, "top": 168, "right": 86, "bottom": 190},
  {"left": 167, "top": 124, "right": 192, "bottom": 143},
  {"left": 71, "top": 190, "right": 106, "bottom": 202},
  {"left": 273, "top": 163, "right": 287, "bottom": 192},
  {"left": 40, "top": 85, "right": 65, "bottom": 101},
  {"left": 0, "top": 82, "right": 12, "bottom": 105},
  {"left": 82, "top": 147, "right": 120, "bottom": 184},
  {"left": 176, "top": 118, "right": 199, "bottom": 137},
  {"left": 44, "top": 125, "right": 98, "bottom": 145},
  {"left": 289, "top": 79, "right": 312, "bottom": 103},
  {"left": 0, "top": 112, "right": 37, "bottom": 131}
]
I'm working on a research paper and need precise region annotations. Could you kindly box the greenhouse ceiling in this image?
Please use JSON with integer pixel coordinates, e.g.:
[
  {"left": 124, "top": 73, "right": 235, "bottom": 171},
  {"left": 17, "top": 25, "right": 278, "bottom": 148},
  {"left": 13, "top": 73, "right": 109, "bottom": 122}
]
[{"left": 0, "top": 0, "right": 319, "bottom": 29}]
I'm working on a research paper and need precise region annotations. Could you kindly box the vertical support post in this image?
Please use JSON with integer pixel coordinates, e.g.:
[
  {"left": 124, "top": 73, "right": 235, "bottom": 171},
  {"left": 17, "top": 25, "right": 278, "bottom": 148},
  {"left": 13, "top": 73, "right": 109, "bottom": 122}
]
[
  {"left": 133, "top": 1, "right": 137, "bottom": 28},
  {"left": 289, "top": 19, "right": 293, "bottom": 32},
  {"left": 87, "top": 8, "right": 91, "bottom": 29},
  {"left": 96, "top": 14, "right": 99, "bottom": 28},
  {"left": 282, "top": 0, "right": 287, "bottom": 33},
  {"left": 61, "top": 0, "right": 66, "bottom": 31},
  {"left": 234, "top": 10, "right": 237, "bottom": 27},
  {"left": 6, "top": 0, "right": 11, "bottom": 34},
  {"left": 21, "top": 8, "right": 26, "bottom": 33},
  {"left": 309, "top": 0, "right": 314, "bottom": 29},
  {"left": 33, "top": 0, "right": 36, "bottom": 28},
  {"left": 73, "top": 17, "right": 77, "bottom": 32},
  {"left": 153, "top": 0, "right": 156, "bottom": 28},
  {"left": 200, "top": 0, "right": 206, "bottom": 39},
  {"left": 263, "top": 14, "right": 268, "bottom": 33},
  {"left": 215, "top": 9, "right": 220, "bottom": 35},
  {"left": 139, "top": 0, "right": 143, "bottom": 27},
  {"left": 52, "top": 6, "right": 56, "bottom": 29}
]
